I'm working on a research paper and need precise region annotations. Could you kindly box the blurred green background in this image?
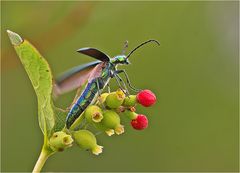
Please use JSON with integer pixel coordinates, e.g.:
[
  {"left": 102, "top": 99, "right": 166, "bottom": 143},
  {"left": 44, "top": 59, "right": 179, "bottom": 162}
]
[{"left": 1, "top": 1, "right": 239, "bottom": 172}]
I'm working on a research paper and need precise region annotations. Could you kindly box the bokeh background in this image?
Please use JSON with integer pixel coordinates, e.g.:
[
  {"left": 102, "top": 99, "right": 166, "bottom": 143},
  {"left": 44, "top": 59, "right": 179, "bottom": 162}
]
[{"left": 1, "top": 1, "right": 239, "bottom": 172}]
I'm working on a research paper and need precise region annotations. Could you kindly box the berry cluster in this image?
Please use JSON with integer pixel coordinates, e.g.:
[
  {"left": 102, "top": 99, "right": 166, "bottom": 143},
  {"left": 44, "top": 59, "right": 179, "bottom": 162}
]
[{"left": 49, "top": 89, "right": 156, "bottom": 155}]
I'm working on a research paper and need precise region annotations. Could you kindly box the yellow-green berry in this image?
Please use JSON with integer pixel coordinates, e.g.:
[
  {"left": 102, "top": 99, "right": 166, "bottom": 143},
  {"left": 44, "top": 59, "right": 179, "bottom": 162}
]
[
  {"left": 98, "top": 93, "right": 109, "bottom": 104},
  {"left": 73, "top": 130, "right": 103, "bottom": 155},
  {"left": 84, "top": 105, "right": 103, "bottom": 123},
  {"left": 94, "top": 121, "right": 115, "bottom": 136},
  {"left": 122, "top": 110, "right": 138, "bottom": 120},
  {"left": 49, "top": 131, "right": 73, "bottom": 152},
  {"left": 123, "top": 95, "right": 137, "bottom": 107},
  {"left": 101, "top": 110, "right": 120, "bottom": 128},
  {"left": 105, "top": 89, "right": 125, "bottom": 109},
  {"left": 101, "top": 110, "right": 124, "bottom": 135}
]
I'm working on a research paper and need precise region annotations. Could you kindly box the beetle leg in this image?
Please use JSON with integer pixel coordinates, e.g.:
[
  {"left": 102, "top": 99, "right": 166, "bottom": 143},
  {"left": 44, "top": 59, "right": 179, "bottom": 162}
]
[
  {"left": 96, "top": 78, "right": 105, "bottom": 109},
  {"left": 116, "top": 69, "right": 141, "bottom": 92},
  {"left": 115, "top": 74, "right": 130, "bottom": 96},
  {"left": 95, "top": 131, "right": 103, "bottom": 136},
  {"left": 107, "top": 83, "right": 111, "bottom": 93},
  {"left": 55, "top": 107, "right": 69, "bottom": 113},
  {"left": 113, "top": 73, "right": 128, "bottom": 95},
  {"left": 83, "top": 123, "right": 89, "bottom": 129},
  {"left": 74, "top": 118, "right": 87, "bottom": 131}
]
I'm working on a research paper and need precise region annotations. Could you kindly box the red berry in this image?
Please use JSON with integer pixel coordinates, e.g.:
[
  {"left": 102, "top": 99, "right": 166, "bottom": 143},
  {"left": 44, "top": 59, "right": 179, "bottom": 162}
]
[
  {"left": 137, "top": 89, "right": 156, "bottom": 107},
  {"left": 131, "top": 114, "right": 148, "bottom": 130}
]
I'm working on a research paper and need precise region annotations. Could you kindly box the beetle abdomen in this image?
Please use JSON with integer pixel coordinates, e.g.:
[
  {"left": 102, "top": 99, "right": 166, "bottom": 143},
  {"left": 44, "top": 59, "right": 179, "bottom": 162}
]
[
  {"left": 66, "top": 79, "right": 99, "bottom": 128},
  {"left": 66, "top": 63, "right": 112, "bottom": 129}
]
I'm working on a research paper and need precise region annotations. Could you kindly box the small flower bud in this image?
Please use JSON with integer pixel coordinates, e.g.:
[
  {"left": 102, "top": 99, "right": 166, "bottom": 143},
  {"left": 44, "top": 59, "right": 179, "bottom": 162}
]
[
  {"left": 105, "top": 129, "right": 115, "bottom": 136},
  {"left": 115, "top": 106, "right": 126, "bottom": 114},
  {"left": 137, "top": 90, "right": 156, "bottom": 107},
  {"left": 49, "top": 131, "right": 73, "bottom": 152},
  {"left": 131, "top": 114, "right": 148, "bottom": 130},
  {"left": 114, "top": 124, "right": 124, "bottom": 135},
  {"left": 123, "top": 95, "right": 137, "bottom": 107},
  {"left": 84, "top": 105, "right": 103, "bottom": 123},
  {"left": 73, "top": 130, "right": 103, "bottom": 155},
  {"left": 105, "top": 89, "right": 125, "bottom": 109},
  {"left": 129, "top": 106, "right": 136, "bottom": 112}
]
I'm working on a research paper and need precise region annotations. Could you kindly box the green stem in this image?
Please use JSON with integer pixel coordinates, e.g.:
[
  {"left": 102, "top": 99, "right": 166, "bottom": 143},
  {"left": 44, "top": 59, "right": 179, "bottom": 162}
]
[{"left": 32, "top": 145, "right": 54, "bottom": 173}]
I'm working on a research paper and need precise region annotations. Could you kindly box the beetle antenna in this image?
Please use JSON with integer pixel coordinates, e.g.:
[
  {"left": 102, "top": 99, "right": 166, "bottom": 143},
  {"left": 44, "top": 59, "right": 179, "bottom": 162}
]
[
  {"left": 121, "top": 40, "right": 129, "bottom": 54},
  {"left": 126, "top": 39, "right": 160, "bottom": 59}
]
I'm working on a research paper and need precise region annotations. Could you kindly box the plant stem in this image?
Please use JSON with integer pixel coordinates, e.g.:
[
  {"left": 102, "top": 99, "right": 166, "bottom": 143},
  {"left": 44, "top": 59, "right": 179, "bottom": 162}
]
[{"left": 32, "top": 146, "right": 53, "bottom": 173}]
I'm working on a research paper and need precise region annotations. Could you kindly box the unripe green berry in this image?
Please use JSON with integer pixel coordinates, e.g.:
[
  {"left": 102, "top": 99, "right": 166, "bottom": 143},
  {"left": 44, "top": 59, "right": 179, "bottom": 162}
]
[
  {"left": 98, "top": 93, "right": 109, "bottom": 104},
  {"left": 123, "top": 95, "right": 137, "bottom": 107},
  {"left": 102, "top": 110, "right": 120, "bottom": 128},
  {"left": 94, "top": 121, "right": 115, "bottom": 136},
  {"left": 73, "top": 130, "right": 103, "bottom": 155},
  {"left": 84, "top": 105, "right": 103, "bottom": 123},
  {"left": 96, "top": 110, "right": 124, "bottom": 136},
  {"left": 49, "top": 131, "right": 73, "bottom": 152},
  {"left": 121, "top": 110, "right": 138, "bottom": 120},
  {"left": 105, "top": 89, "right": 125, "bottom": 109}
]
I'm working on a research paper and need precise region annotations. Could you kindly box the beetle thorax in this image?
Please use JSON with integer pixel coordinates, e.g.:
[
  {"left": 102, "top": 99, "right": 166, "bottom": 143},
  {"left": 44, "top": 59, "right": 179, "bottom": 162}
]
[{"left": 110, "top": 55, "right": 130, "bottom": 65}]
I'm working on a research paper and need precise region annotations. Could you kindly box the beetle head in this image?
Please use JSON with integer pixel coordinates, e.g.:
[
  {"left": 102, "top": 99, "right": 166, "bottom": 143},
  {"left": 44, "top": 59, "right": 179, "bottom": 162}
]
[{"left": 111, "top": 55, "right": 130, "bottom": 65}]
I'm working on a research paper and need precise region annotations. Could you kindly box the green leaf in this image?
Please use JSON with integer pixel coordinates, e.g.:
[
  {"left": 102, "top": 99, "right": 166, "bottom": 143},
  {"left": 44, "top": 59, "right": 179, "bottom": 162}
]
[
  {"left": 52, "top": 106, "right": 67, "bottom": 132},
  {"left": 7, "top": 30, "right": 65, "bottom": 137}
]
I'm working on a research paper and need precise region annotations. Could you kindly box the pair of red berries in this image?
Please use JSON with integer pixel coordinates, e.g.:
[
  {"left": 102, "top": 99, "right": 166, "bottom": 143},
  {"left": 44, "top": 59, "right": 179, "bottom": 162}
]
[{"left": 130, "top": 89, "right": 156, "bottom": 130}]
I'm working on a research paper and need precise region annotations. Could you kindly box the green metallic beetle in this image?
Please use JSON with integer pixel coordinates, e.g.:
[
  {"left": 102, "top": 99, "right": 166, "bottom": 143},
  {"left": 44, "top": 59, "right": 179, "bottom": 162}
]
[{"left": 54, "top": 40, "right": 160, "bottom": 128}]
